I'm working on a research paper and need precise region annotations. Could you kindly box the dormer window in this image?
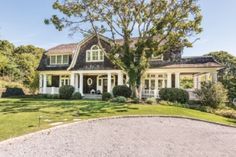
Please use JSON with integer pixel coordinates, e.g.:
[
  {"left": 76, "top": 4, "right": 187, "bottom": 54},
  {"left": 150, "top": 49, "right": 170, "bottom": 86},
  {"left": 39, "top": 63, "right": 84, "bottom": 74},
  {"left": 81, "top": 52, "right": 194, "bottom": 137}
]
[
  {"left": 50, "top": 55, "right": 69, "bottom": 65},
  {"left": 86, "top": 45, "right": 104, "bottom": 62}
]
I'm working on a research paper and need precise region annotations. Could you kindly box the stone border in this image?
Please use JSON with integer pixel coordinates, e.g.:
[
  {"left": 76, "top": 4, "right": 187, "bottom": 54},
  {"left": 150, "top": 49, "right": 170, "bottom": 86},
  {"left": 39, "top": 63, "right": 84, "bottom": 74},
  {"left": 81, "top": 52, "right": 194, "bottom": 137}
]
[{"left": 0, "top": 115, "right": 235, "bottom": 144}]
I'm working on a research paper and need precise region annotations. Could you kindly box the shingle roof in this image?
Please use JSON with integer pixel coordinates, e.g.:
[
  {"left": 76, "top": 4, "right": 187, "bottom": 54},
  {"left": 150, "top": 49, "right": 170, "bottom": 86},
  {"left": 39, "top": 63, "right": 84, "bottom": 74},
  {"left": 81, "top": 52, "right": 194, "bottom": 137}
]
[
  {"left": 46, "top": 43, "right": 78, "bottom": 55},
  {"left": 149, "top": 56, "right": 223, "bottom": 68}
]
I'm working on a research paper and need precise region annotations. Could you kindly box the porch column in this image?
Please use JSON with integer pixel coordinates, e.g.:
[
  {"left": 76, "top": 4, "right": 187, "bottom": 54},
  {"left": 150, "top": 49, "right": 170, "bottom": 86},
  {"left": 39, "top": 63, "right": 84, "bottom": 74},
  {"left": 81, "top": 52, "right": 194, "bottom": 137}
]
[
  {"left": 193, "top": 75, "right": 198, "bottom": 89},
  {"left": 75, "top": 74, "right": 79, "bottom": 92},
  {"left": 167, "top": 73, "right": 172, "bottom": 88},
  {"left": 107, "top": 73, "right": 112, "bottom": 93},
  {"left": 39, "top": 74, "right": 43, "bottom": 93},
  {"left": 212, "top": 72, "right": 218, "bottom": 83},
  {"left": 118, "top": 72, "right": 123, "bottom": 85},
  {"left": 197, "top": 75, "right": 201, "bottom": 89},
  {"left": 175, "top": 72, "right": 180, "bottom": 88},
  {"left": 70, "top": 73, "right": 75, "bottom": 87},
  {"left": 43, "top": 74, "right": 47, "bottom": 94},
  {"left": 79, "top": 73, "right": 83, "bottom": 95},
  {"left": 205, "top": 73, "right": 210, "bottom": 82}
]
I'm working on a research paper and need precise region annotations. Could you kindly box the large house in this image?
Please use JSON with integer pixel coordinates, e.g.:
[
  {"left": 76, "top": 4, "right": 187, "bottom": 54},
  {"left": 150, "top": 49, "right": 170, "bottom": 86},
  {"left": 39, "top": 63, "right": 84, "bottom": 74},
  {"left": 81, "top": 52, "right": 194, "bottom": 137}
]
[{"left": 37, "top": 34, "right": 223, "bottom": 99}]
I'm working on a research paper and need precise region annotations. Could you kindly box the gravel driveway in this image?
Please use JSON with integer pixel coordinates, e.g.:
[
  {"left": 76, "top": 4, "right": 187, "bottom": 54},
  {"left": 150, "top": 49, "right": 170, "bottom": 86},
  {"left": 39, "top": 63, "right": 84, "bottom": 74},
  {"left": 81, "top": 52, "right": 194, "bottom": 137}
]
[{"left": 0, "top": 117, "right": 236, "bottom": 157}]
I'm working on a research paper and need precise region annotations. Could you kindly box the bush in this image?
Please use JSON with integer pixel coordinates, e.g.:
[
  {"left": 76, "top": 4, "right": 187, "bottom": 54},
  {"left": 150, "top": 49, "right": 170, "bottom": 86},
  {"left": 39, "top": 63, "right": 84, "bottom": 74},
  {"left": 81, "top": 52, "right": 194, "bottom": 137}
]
[
  {"left": 215, "top": 109, "right": 236, "bottom": 119},
  {"left": 145, "top": 97, "right": 157, "bottom": 104},
  {"left": 1, "top": 88, "right": 25, "bottom": 97},
  {"left": 102, "top": 92, "right": 112, "bottom": 101},
  {"left": 159, "top": 88, "right": 189, "bottom": 104},
  {"left": 59, "top": 85, "right": 75, "bottom": 99},
  {"left": 112, "top": 85, "right": 132, "bottom": 98},
  {"left": 72, "top": 92, "right": 82, "bottom": 100},
  {"left": 111, "top": 96, "right": 127, "bottom": 103},
  {"left": 194, "top": 82, "right": 228, "bottom": 108}
]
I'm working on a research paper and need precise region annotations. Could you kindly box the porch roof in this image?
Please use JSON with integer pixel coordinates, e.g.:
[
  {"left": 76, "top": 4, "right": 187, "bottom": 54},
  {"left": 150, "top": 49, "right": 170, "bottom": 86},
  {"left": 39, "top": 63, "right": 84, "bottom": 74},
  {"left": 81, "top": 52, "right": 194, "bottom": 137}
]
[{"left": 149, "top": 56, "right": 223, "bottom": 69}]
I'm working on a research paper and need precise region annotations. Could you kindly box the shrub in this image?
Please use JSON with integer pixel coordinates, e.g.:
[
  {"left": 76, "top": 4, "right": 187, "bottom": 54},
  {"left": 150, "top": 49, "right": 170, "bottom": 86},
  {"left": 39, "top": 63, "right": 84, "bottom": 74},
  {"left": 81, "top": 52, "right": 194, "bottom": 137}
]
[
  {"left": 159, "top": 88, "right": 189, "bottom": 104},
  {"left": 131, "top": 98, "right": 140, "bottom": 104},
  {"left": 145, "top": 97, "right": 157, "bottom": 104},
  {"left": 59, "top": 85, "right": 75, "bottom": 99},
  {"left": 111, "top": 96, "right": 127, "bottom": 103},
  {"left": 1, "top": 88, "right": 25, "bottom": 97},
  {"left": 215, "top": 109, "right": 236, "bottom": 119},
  {"left": 102, "top": 92, "right": 112, "bottom": 101},
  {"left": 194, "top": 82, "right": 228, "bottom": 108},
  {"left": 72, "top": 92, "right": 82, "bottom": 100},
  {"left": 112, "top": 85, "right": 132, "bottom": 98}
]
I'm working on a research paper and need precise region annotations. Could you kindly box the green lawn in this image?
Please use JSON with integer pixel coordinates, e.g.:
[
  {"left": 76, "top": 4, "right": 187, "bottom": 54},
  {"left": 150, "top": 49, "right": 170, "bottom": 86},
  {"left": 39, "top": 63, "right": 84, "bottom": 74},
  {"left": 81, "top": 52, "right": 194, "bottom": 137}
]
[{"left": 0, "top": 98, "right": 235, "bottom": 141}]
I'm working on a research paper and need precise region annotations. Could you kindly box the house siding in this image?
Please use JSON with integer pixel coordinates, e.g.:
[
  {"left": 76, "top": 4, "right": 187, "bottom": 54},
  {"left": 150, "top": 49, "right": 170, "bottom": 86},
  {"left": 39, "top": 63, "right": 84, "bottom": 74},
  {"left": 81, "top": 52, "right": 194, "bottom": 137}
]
[{"left": 71, "top": 36, "right": 117, "bottom": 70}]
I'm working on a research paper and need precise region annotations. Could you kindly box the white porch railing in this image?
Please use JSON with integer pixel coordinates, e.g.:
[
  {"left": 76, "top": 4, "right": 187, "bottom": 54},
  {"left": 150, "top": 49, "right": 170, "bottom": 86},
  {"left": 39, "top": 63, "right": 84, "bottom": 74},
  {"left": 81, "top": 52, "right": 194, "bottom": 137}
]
[
  {"left": 39, "top": 87, "right": 59, "bottom": 94},
  {"left": 142, "top": 89, "right": 198, "bottom": 100},
  {"left": 142, "top": 89, "right": 160, "bottom": 98}
]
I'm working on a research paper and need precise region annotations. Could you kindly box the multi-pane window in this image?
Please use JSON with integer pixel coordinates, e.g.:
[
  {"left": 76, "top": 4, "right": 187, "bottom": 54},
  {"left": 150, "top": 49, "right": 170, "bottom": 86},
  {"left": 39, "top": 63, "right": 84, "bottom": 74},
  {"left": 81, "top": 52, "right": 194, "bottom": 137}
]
[
  {"left": 86, "top": 45, "right": 104, "bottom": 62},
  {"left": 50, "top": 55, "right": 69, "bottom": 65}
]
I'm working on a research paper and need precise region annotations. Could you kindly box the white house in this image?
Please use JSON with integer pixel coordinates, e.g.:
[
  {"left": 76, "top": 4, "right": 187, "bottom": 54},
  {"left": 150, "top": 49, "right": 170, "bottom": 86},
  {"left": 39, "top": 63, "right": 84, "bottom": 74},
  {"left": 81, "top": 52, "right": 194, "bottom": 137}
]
[{"left": 37, "top": 34, "right": 223, "bottom": 99}]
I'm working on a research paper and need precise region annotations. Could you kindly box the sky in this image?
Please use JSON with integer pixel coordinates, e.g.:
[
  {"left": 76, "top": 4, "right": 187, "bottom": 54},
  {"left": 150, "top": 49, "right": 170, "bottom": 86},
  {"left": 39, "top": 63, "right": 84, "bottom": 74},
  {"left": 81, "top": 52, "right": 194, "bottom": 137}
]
[{"left": 0, "top": 0, "right": 236, "bottom": 56}]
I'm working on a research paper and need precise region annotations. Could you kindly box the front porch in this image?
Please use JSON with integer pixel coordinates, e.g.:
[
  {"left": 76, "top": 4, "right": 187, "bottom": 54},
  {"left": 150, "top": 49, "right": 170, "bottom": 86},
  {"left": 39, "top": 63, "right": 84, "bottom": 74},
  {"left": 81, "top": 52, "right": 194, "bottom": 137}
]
[
  {"left": 39, "top": 70, "right": 126, "bottom": 95},
  {"left": 39, "top": 68, "right": 218, "bottom": 100},
  {"left": 141, "top": 68, "right": 218, "bottom": 99}
]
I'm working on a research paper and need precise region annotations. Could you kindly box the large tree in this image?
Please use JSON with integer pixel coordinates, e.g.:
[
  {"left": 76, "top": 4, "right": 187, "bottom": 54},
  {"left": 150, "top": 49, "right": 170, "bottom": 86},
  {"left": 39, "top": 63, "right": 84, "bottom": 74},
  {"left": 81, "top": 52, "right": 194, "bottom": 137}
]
[
  {"left": 46, "top": 0, "right": 202, "bottom": 97},
  {"left": 207, "top": 51, "right": 236, "bottom": 101}
]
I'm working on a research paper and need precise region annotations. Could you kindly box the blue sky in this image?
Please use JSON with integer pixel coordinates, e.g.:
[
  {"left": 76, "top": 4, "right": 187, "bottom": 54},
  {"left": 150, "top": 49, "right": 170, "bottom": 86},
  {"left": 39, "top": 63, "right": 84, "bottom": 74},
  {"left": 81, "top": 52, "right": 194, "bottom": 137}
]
[{"left": 0, "top": 0, "right": 236, "bottom": 56}]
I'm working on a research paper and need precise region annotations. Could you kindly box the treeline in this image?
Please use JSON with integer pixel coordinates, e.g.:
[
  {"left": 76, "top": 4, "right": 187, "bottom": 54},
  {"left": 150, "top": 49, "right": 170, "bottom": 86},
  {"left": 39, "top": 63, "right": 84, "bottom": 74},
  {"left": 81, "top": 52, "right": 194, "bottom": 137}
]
[
  {"left": 0, "top": 40, "right": 44, "bottom": 93},
  {"left": 207, "top": 51, "right": 236, "bottom": 101}
]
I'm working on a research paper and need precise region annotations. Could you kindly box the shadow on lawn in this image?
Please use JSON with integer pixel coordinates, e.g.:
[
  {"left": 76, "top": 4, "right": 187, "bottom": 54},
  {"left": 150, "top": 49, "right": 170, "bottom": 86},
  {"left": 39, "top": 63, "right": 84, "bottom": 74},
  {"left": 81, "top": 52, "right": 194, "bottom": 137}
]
[{"left": 0, "top": 98, "right": 139, "bottom": 118}]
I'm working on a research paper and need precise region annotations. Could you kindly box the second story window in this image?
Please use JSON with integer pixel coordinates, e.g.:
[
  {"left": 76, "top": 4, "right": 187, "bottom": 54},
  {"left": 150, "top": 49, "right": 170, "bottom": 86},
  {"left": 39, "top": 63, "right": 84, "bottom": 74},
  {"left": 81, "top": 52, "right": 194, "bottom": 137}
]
[
  {"left": 86, "top": 45, "right": 104, "bottom": 62},
  {"left": 50, "top": 55, "right": 69, "bottom": 65}
]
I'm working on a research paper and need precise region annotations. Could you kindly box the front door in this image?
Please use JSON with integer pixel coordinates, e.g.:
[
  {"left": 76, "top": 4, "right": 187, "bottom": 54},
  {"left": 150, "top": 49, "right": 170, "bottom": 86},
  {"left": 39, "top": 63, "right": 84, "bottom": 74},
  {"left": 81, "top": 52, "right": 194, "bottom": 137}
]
[{"left": 83, "top": 76, "right": 97, "bottom": 94}]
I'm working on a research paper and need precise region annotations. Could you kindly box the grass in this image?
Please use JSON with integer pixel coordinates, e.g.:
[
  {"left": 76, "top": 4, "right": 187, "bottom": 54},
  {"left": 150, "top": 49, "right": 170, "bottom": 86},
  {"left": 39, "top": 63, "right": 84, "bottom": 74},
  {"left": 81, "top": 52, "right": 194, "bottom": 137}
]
[{"left": 0, "top": 98, "right": 236, "bottom": 141}]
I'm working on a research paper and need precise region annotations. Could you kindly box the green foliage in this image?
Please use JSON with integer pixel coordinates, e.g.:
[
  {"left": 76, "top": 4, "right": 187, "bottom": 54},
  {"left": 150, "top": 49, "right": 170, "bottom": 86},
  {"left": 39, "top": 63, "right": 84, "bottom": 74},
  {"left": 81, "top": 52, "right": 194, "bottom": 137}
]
[
  {"left": 0, "top": 40, "right": 44, "bottom": 94},
  {"left": 59, "top": 85, "right": 75, "bottom": 99},
  {"left": 145, "top": 97, "right": 157, "bottom": 105},
  {"left": 72, "top": 92, "right": 82, "bottom": 100},
  {"left": 159, "top": 88, "right": 189, "bottom": 104},
  {"left": 112, "top": 85, "right": 132, "bottom": 98},
  {"left": 207, "top": 51, "right": 236, "bottom": 101},
  {"left": 102, "top": 92, "right": 112, "bottom": 101},
  {"left": 194, "top": 82, "right": 228, "bottom": 108},
  {"left": 180, "top": 77, "right": 193, "bottom": 89},
  {"left": 47, "top": 0, "right": 202, "bottom": 98},
  {"left": 111, "top": 96, "right": 127, "bottom": 103}
]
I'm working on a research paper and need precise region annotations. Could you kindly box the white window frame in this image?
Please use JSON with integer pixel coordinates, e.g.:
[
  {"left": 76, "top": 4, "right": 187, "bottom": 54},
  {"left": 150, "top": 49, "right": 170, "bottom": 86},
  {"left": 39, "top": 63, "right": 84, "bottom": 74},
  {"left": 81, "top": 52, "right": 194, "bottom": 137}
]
[
  {"left": 86, "top": 45, "right": 104, "bottom": 62},
  {"left": 50, "top": 55, "right": 69, "bottom": 65}
]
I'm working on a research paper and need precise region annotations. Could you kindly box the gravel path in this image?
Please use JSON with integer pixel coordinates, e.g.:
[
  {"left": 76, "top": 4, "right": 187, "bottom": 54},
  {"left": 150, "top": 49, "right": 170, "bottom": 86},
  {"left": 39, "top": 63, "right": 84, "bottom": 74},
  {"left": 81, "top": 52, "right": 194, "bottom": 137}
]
[{"left": 0, "top": 117, "right": 236, "bottom": 157}]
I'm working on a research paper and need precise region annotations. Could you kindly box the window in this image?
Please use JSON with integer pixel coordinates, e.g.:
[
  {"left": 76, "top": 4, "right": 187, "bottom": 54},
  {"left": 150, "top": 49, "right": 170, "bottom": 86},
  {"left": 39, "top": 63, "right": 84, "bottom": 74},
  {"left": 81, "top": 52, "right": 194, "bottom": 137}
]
[
  {"left": 86, "top": 45, "right": 104, "bottom": 62},
  {"left": 63, "top": 55, "right": 69, "bottom": 64},
  {"left": 50, "top": 56, "right": 56, "bottom": 64},
  {"left": 50, "top": 55, "right": 69, "bottom": 65},
  {"left": 60, "top": 75, "right": 70, "bottom": 86}
]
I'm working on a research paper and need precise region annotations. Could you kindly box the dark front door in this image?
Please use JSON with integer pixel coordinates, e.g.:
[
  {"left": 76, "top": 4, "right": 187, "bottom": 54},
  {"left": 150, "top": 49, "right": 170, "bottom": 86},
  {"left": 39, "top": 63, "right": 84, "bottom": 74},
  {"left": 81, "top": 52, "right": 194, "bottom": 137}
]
[
  {"left": 103, "top": 79, "right": 108, "bottom": 93},
  {"left": 83, "top": 76, "right": 97, "bottom": 94}
]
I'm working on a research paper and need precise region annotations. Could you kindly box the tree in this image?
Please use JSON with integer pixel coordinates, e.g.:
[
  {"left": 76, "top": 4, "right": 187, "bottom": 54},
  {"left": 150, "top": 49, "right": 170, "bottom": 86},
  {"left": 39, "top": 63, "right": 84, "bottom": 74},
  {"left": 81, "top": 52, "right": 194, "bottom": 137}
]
[
  {"left": 46, "top": 0, "right": 202, "bottom": 98},
  {"left": 15, "top": 45, "right": 44, "bottom": 93},
  {"left": 207, "top": 51, "right": 236, "bottom": 101},
  {"left": 14, "top": 45, "right": 44, "bottom": 59}
]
